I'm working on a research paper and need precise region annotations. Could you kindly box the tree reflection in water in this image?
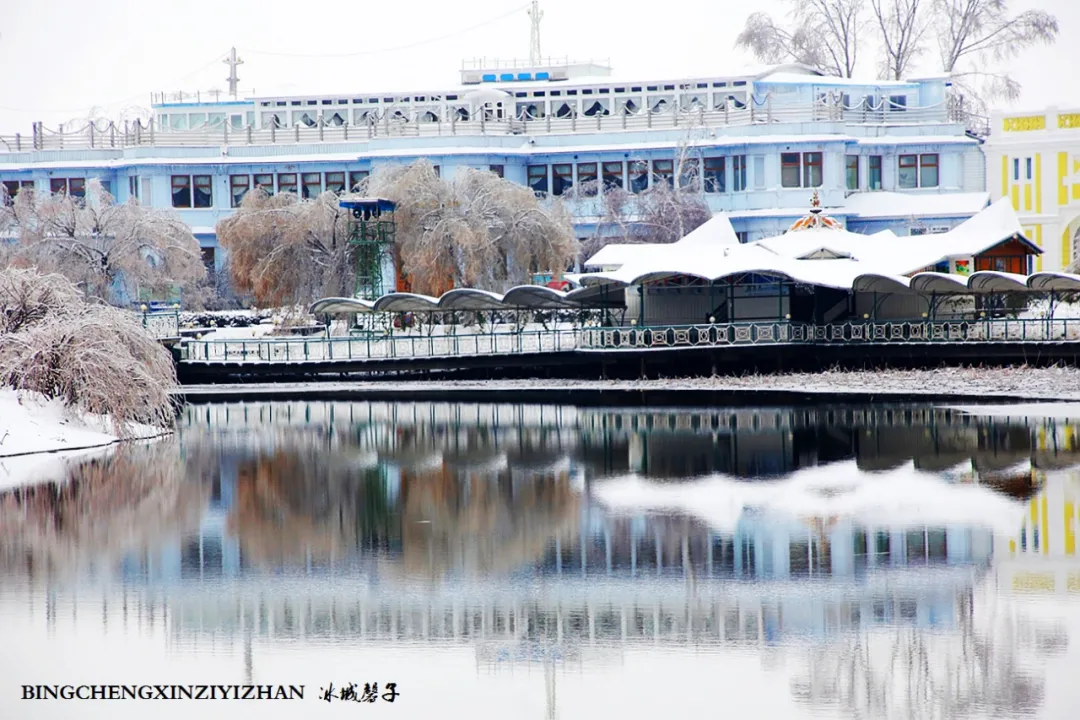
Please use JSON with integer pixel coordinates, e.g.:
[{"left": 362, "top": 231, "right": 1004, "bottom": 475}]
[{"left": 0, "top": 439, "right": 207, "bottom": 583}]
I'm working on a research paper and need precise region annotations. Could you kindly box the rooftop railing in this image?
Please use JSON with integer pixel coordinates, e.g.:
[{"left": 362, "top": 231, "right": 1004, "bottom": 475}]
[{"left": 0, "top": 96, "right": 960, "bottom": 154}]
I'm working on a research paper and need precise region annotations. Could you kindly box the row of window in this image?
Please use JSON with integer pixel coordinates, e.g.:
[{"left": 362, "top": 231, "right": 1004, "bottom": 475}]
[
  {"left": 4, "top": 153, "right": 943, "bottom": 210},
  {"left": 257, "top": 80, "right": 751, "bottom": 108}
]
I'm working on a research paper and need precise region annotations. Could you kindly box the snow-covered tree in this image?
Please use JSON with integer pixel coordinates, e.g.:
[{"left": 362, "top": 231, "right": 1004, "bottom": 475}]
[
  {"left": 367, "top": 161, "right": 578, "bottom": 295},
  {"left": 3, "top": 179, "right": 204, "bottom": 304},
  {"left": 737, "top": 1, "right": 867, "bottom": 78},
  {"left": 217, "top": 189, "right": 353, "bottom": 307},
  {"left": 0, "top": 267, "right": 179, "bottom": 434}
]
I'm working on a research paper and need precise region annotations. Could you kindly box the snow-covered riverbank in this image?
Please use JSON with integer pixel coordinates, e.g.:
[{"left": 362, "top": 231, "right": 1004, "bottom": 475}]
[{"left": 0, "top": 390, "right": 167, "bottom": 491}]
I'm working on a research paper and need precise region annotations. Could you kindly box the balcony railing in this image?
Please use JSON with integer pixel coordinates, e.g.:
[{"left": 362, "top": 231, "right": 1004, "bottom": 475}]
[
  {"left": 142, "top": 310, "right": 181, "bottom": 340},
  {"left": 0, "top": 97, "right": 958, "bottom": 153}
]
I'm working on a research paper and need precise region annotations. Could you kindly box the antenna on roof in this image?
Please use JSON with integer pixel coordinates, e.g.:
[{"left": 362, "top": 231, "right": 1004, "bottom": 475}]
[
  {"left": 224, "top": 47, "right": 244, "bottom": 100},
  {"left": 528, "top": 0, "right": 543, "bottom": 65}
]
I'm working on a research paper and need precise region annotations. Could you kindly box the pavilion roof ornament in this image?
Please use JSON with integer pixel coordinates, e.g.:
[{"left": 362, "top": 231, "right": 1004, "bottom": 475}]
[{"left": 787, "top": 190, "right": 843, "bottom": 232}]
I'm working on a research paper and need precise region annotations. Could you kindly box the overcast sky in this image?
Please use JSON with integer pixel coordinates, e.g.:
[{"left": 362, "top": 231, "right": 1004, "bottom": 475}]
[{"left": 1, "top": 0, "right": 1076, "bottom": 133}]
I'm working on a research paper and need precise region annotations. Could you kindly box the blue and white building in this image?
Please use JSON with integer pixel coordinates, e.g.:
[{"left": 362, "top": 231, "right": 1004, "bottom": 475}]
[{"left": 0, "top": 53, "right": 988, "bottom": 278}]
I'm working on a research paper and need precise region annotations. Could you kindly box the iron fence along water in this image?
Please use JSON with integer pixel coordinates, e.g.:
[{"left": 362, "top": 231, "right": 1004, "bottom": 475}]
[{"left": 178, "top": 319, "right": 1080, "bottom": 364}]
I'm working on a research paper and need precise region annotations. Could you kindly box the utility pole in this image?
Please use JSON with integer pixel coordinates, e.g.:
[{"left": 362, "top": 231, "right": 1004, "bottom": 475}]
[
  {"left": 224, "top": 47, "right": 244, "bottom": 100},
  {"left": 528, "top": 1, "right": 543, "bottom": 65}
]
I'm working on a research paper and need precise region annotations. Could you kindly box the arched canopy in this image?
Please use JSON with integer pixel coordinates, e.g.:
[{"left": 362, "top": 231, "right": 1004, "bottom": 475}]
[
  {"left": 502, "top": 285, "right": 574, "bottom": 309},
  {"left": 967, "top": 271, "right": 1032, "bottom": 293},
  {"left": 371, "top": 293, "right": 441, "bottom": 313},
  {"left": 437, "top": 288, "right": 505, "bottom": 311},
  {"left": 309, "top": 297, "right": 375, "bottom": 314},
  {"left": 852, "top": 274, "right": 912, "bottom": 293},
  {"left": 1026, "top": 272, "right": 1080, "bottom": 292},
  {"left": 909, "top": 272, "right": 972, "bottom": 295}
]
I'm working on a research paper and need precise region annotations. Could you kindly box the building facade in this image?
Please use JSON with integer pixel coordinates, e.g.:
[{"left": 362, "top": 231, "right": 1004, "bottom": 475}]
[
  {"left": 984, "top": 108, "right": 1080, "bottom": 272},
  {"left": 0, "top": 59, "right": 987, "bottom": 284}
]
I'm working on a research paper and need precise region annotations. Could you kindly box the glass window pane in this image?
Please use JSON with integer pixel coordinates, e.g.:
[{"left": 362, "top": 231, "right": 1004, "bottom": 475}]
[
  {"left": 602, "top": 161, "right": 623, "bottom": 190},
  {"left": 628, "top": 160, "right": 648, "bottom": 194},
  {"left": 527, "top": 165, "right": 548, "bottom": 195},
  {"left": 348, "top": 171, "right": 368, "bottom": 192},
  {"left": 277, "top": 173, "right": 297, "bottom": 194},
  {"left": 803, "top": 152, "right": 822, "bottom": 188},
  {"left": 846, "top": 155, "right": 859, "bottom": 191},
  {"left": 898, "top": 155, "right": 918, "bottom": 189},
  {"left": 781, "top": 153, "right": 800, "bottom": 188},
  {"left": 301, "top": 172, "right": 322, "bottom": 199},
  {"left": 576, "top": 163, "right": 597, "bottom": 195},
  {"left": 253, "top": 174, "right": 274, "bottom": 194},
  {"left": 678, "top": 158, "right": 699, "bottom": 191},
  {"left": 733, "top": 155, "right": 747, "bottom": 192},
  {"left": 171, "top": 175, "right": 191, "bottom": 207},
  {"left": 193, "top": 175, "right": 212, "bottom": 208},
  {"left": 552, "top": 163, "right": 573, "bottom": 196},
  {"left": 920, "top": 154, "right": 939, "bottom": 188},
  {"left": 704, "top": 157, "right": 725, "bottom": 193},
  {"left": 230, "top": 174, "right": 250, "bottom": 207},
  {"left": 869, "top": 155, "right": 882, "bottom": 190},
  {"left": 325, "top": 172, "right": 345, "bottom": 194}
]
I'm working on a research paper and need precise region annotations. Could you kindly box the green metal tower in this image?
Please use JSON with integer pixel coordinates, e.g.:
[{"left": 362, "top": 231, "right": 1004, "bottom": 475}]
[{"left": 341, "top": 197, "right": 397, "bottom": 299}]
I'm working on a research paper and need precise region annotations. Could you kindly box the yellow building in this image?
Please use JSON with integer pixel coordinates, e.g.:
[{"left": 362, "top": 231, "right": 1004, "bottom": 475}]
[{"left": 984, "top": 109, "right": 1080, "bottom": 272}]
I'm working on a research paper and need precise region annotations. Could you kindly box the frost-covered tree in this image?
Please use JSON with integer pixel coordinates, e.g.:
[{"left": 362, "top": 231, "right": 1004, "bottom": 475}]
[
  {"left": 217, "top": 189, "right": 353, "bottom": 307},
  {"left": 868, "top": 0, "right": 933, "bottom": 80},
  {"left": 736, "top": 1, "right": 867, "bottom": 78},
  {"left": 367, "top": 161, "right": 578, "bottom": 295},
  {"left": 933, "top": 0, "right": 1058, "bottom": 122},
  {"left": 0, "top": 267, "right": 179, "bottom": 434},
  {"left": 3, "top": 179, "right": 204, "bottom": 304}
]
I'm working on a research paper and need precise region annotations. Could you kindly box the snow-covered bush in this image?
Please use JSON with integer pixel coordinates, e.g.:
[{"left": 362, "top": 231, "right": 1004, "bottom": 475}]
[{"left": 0, "top": 267, "right": 178, "bottom": 435}]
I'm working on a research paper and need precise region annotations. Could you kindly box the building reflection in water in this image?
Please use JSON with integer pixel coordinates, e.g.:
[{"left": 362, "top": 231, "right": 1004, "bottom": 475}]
[{"left": 2, "top": 401, "right": 1079, "bottom": 718}]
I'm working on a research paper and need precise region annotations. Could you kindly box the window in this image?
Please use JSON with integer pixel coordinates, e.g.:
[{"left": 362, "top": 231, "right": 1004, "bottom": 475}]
[
  {"left": 128, "top": 176, "right": 139, "bottom": 200},
  {"left": 733, "top": 155, "right": 747, "bottom": 192},
  {"left": 49, "top": 177, "right": 86, "bottom": 197},
  {"left": 753, "top": 156, "right": 765, "bottom": 190},
  {"left": 1026, "top": 157, "right": 1032, "bottom": 180},
  {"left": 602, "top": 161, "right": 623, "bottom": 190},
  {"left": 348, "top": 171, "right": 368, "bottom": 192},
  {"left": 277, "top": 173, "right": 297, "bottom": 195},
  {"left": 325, "top": 172, "right": 345, "bottom": 194},
  {"left": 846, "top": 155, "right": 859, "bottom": 191},
  {"left": 301, "top": 172, "right": 322, "bottom": 199},
  {"left": 704, "top": 157, "right": 725, "bottom": 193},
  {"left": 920, "top": 154, "right": 939, "bottom": 188},
  {"left": 803, "top": 152, "right": 823, "bottom": 188},
  {"left": 781, "top": 153, "right": 801, "bottom": 188},
  {"left": 576, "top": 162, "right": 597, "bottom": 195},
  {"left": 100, "top": 180, "right": 111, "bottom": 197},
  {"left": 253, "top": 173, "right": 274, "bottom": 195},
  {"left": 782, "top": 152, "right": 822, "bottom": 188},
  {"left": 1013, "top": 158, "right": 1020, "bottom": 181},
  {"left": 230, "top": 175, "right": 250, "bottom": 207},
  {"left": 652, "top": 159, "right": 674, "bottom": 188},
  {"left": 201, "top": 247, "right": 216, "bottom": 272},
  {"left": 678, "top": 158, "right": 699, "bottom": 191},
  {"left": 3, "top": 180, "right": 33, "bottom": 204},
  {"left": 899, "top": 154, "right": 939, "bottom": 189},
  {"left": 898, "top": 155, "right": 918, "bottom": 189},
  {"left": 170, "top": 176, "right": 191, "bottom": 207},
  {"left": 735, "top": 231, "right": 749, "bottom": 243},
  {"left": 869, "top": 155, "right": 882, "bottom": 190},
  {"left": 432, "top": 165, "right": 440, "bottom": 178},
  {"left": 552, "top": 163, "right": 573, "bottom": 196},
  {"left": 488, "top": 164, "right": 505, "bottom": 178},
  {"left": 628, "top": 160, "right": 649, "bottom": 193},
  {"left": 527, "top": 164, "right": 548, "bottom": 196},
  {"left": 888, "top": 95, "right": 907, "bottom": 111}
]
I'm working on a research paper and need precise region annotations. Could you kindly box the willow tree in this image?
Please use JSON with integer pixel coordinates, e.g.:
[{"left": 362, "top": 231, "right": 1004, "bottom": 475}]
[
  {"left": 3, "top": 179, "right": 204, "bottom": 304},
  {"left": 367, "top": 161, "right": 578, "bottom": 295},
  {"left": 216, "top": 189, "right": 353, "bottom": 307}
]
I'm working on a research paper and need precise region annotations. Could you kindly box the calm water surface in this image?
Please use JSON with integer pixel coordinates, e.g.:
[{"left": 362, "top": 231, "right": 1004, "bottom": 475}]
[{"left": 2, "top": 400, "right": 1080, "bottom": 719}]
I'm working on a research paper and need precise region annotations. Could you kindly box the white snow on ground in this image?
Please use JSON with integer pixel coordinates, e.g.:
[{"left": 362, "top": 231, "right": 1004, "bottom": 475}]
[
  {"left": 195, "top": 324, "right": 278, "bottom": 340},
  {"left": 178, "top": 366, "right": 1080, "bottom": 401},
  {"left": 590, "top": 461, "right": 1028, "bottom": 537},
  {"left": 0, "top": 389, "right": 167, "bottom": 491},
  {"left": 947, "top": 403, "right": 1080, "bottom": 418}
]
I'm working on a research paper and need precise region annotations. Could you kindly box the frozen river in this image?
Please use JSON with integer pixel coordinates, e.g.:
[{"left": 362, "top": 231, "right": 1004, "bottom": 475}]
[{"left": 2, "top": 399, "right": 1079, "bottom": 719}]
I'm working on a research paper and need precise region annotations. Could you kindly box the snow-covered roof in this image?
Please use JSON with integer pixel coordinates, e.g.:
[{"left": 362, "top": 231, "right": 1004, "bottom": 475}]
[
  {"left": 756, "top": 73, "right": 917, "bottom": 88},
  {"left": 843, "top": 192, "right": 990, "bottom": 220},
  {"left": 572, "top": 197, "right": 1040, "bottom": 292}
]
